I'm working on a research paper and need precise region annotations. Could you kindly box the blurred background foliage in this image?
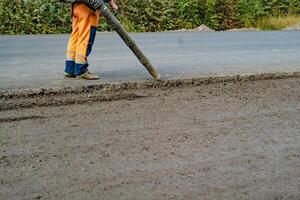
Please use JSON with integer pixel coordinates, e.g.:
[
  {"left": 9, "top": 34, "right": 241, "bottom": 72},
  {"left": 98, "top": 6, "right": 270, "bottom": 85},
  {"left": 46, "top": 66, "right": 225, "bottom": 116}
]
[{"left": 0, "top": 0, "right": 299, "bottom": 34}]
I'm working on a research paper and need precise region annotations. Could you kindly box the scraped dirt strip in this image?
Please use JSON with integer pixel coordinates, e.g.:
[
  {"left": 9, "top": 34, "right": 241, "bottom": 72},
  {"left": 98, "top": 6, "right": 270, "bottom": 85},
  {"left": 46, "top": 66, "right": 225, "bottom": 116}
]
[
  {"left": 0, "top": 72, "right": 299, "bottom": 112},
  {"left": 0, "top": 92, "right": 147, "bottom": 112},
  {"left": 1, "top": 72, "right": 299, "bottom": 99},
  {"left": 0, "top": 115, "right": 46, "bottom": 123}
]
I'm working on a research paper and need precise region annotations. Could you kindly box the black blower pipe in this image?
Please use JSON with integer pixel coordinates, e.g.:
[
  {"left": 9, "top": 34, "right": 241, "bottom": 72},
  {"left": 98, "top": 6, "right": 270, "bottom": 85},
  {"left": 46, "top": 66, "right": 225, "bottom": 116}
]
[{"left": 98, "top": 1, "right": 161, "bottom": 80}]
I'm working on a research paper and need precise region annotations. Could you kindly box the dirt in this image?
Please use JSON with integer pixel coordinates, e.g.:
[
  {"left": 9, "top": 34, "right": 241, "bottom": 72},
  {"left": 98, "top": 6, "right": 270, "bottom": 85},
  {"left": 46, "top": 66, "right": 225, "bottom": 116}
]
[
  {"left": 1, "top": 77, "right": 300, "bottom": 200},
  {"left": 174, "top": 24, "right": 214, "bottom": 32},
  {"left": 225, "top": 28, "right": 260, "bottom": 32},
  {"left": 173, "top": 25, "right": 261, "bottom": 32}
]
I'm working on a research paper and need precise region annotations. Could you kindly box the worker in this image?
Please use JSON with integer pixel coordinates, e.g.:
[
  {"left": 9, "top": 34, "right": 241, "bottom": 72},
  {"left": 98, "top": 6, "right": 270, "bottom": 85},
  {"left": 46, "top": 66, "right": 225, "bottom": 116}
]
[{"left": 64, "top": 0, "right": 118, "bottom": 80}]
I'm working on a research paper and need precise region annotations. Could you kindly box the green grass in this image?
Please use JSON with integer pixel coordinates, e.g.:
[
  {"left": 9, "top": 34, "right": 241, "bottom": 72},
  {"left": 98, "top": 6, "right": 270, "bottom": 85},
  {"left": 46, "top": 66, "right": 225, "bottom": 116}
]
[{"left": 255, "top": 15, "right": 300, "bottom": 30}]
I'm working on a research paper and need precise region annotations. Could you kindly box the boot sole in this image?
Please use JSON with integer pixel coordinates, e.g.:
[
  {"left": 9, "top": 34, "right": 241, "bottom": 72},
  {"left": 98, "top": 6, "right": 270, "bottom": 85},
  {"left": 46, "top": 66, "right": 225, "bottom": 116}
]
[{"left": 76, "top": 76, "right": 99, "bottom": 80}]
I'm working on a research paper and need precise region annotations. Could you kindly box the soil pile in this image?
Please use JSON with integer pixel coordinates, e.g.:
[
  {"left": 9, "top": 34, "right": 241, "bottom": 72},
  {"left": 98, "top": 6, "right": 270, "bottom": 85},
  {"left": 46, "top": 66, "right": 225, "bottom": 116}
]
[
  {"left": 173, "top": 24, "right": 214, "bottom": 32},
  {"left": 226, "top": 28, "right": 260, "bottom": 32},
  {"left": 195, "top": 24, "right": 215, "bottom": 32}
]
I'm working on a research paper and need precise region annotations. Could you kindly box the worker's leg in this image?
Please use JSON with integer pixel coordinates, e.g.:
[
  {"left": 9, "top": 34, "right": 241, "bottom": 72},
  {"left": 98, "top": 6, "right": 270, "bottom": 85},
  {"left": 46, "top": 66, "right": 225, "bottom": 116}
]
[
  {"left": 86, "top": 10, "right": 99, "bottom": 57},
  {"left": 65, "top": 4, "right": 79, "bottom": 75},
  {"left": 74, "top": 3, "right": 99, "bottom": 76}
]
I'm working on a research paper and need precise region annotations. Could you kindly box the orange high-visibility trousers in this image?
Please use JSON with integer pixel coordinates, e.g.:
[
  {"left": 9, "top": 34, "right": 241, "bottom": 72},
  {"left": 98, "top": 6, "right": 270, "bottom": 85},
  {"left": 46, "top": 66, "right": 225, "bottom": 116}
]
[{"left": 65, "top": 2, "right": 100, "bottom": 76}]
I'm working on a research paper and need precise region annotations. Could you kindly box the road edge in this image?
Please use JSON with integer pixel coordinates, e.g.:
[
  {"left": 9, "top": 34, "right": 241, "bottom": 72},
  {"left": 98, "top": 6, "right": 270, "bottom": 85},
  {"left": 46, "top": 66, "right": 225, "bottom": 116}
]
[{"left": 1, "top": 71, "right": 299, "bottom": 98}]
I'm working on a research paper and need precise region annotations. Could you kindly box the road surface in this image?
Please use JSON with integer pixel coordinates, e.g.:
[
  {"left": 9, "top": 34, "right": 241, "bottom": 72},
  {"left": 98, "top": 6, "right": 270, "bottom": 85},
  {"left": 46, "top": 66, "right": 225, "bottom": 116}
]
[
  {"left": 1, "top": 77, "right": 300, "bottom": 199},
  {"left": 0, "top": 31, "right": 300, "bottom": 91}
]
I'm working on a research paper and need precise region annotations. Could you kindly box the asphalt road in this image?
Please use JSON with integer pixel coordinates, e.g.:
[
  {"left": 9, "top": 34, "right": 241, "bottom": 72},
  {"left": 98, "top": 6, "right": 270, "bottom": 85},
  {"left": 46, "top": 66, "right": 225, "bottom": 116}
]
[{"left": 0, "top": 31, "right": 300, "bottom": 91}]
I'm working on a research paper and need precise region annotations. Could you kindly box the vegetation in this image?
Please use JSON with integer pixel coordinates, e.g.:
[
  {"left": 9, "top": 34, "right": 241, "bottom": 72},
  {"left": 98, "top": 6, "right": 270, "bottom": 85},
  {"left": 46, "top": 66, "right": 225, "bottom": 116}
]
[
  {"left": 0, "top": 0, "right": 70, "bottom": 34},
  {"left": 256, "top": 15, "right": 300, "bottom": 30},
  {"left": 0, "top": 0, "right": 299, "bottom": 34}
]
